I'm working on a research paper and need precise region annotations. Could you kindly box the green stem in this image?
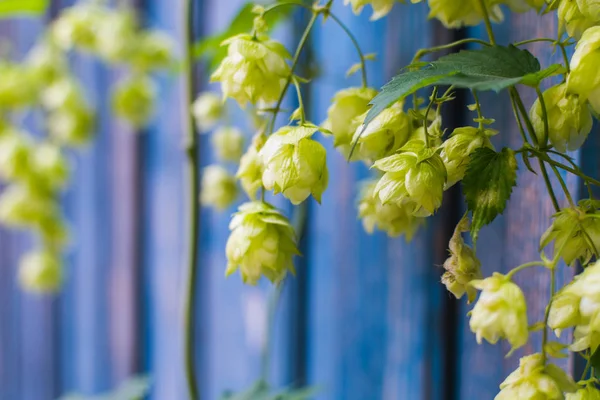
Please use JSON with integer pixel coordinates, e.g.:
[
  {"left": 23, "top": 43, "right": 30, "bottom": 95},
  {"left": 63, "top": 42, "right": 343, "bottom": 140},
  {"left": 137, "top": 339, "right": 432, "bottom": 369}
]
[
  {"left": 182, "top": 0, "right": 200, "bottom": 398},
  {"left": 541, "top": 266, "right": 556, "bottom": 365},
  {"left": 511, "top": 87, "right": 538, "bottom": 147},
  {"left": 513, "top": 38, "right": 571, "bottom": 72},
  {"left": 477, "top": 0, "right": 496, "bottom": 45},
  {"left": 506, "top": 261, "right": 547, "bottom": 279},
  {"left": 268, "top": 11, "right": 318, "bottom": 134},
  {"left": 549, "top": 163, "right": 575, "bottom": 208},
  {"left": 423, "top": 87, "right": 438, "bottom": 147},
  {"left": 536, "top": 153, "right": 600, "bottom": 187},
  {"left": 472, "top": 90, "right": 483, "bottom": 129},
  {"left": 509, "top": 89, "right": 530, "bottom": 145},
  {"left": 581, "top": 355, "right": 592, "bottom": 381},
  {"left": 413, "top": 38, "right": 491, "bottom": 62},
  {"left": 329, "top": 12, "right": 368, "bottom": 88},
  {"left": 292, "top": 76, "right": 306, "bottom": 124},
  {"left": 536, "top": 86, "right": 549, "bottom": 146},
  {"left": 539, "top": 158, "right": 561, "bottom": 212}
]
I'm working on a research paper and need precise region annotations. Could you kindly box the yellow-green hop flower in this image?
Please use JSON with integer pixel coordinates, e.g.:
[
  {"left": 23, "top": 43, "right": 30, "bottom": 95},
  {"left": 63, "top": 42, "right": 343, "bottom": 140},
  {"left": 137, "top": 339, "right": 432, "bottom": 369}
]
[
  {"left": 344, "top": 0, "right": 400, "bottom": 20},
  {"left": 26, "top": 43, "right": 68, "bottom": 85},
  {"left": 210, "top": 34, "right": 291, "bottom": 107},
  {"left": 323, "top": 87, "right": 378, "bottom": 155},
  {"left": 41, "top": 77, "right": 86, "bottom": 112},
  {"left": 211, "top": 126, "right": 245, "bottom": 162},
  {"left": 112, "top": 75, "right": 156, "bottom": 127},
  {"left": 549, "top": 261, "right": 600, "bottom": 352},
  {"left": 30, "top": 144, "right": 70, "bottom": 191},
  {"left": 51, "top": 4, "right": 106, "bottom": 51},
  {"left": 0, "top": 131, "right": 32, "bottom": 181},
  {"left": 442, "top": 215, "right": 482, "bottom": 303},
  {"left": 440, "top": 126, "right": 495, "bottom": 189},
  {"left": 540, "top": 200, "right": 600, "bottom": 266},
  {"left": 496, "top": 353, "right": 578, "bottom": 400},
  {"left": 0, "top": 184, "right": 55, "bottom": 228},
  {"left": 567, "top": 26, "right": 600, "bottom": 114},
  {"left": 469, "top": 273, "right": 528, "bottom": 350},
  {"left": 37, "top": 213, "right": 69, "bottom": 251},
  {"left": 18, "top": 250, "right": 63, "bottom": 294},
  {"left": 357, "top": 179, "right": 425, "bottom": 239},
  {"left": 531, "top": 83, "right": 593, "bottom": 152},
  {"left": 372, "top": 140, "right": 447, "bottom": 216},
  {"left": 95, "top": 10, "right": 138, "bottom": 63},
  {"left": 237, "top": 133, "right": 266, "bottom": 200},
  {"left": 0, "top": 63, "right": 38, "bottom": 108},
  {"left": 351, "top": 102, "right": 411, "bottom": 163},
  {"left": 191, "top": 92, "right": 223, "bottom": 132},
  {"left": 260, "top": 124, "right": 328, "bottom": 205},
  {"left": 412, "top": 0, "right": 504, "bottom": 28},
  {"left": 225, "top": 201, "right": 299, "bottom": 285},
  {"left": 577, "top": 0, "right": 600, "bottom": 21},
  {"left": 566, "top": 385, "right": 600, "bottom": 400},
  {"left": 200, "top": 165, "right": 238, "bottom": 210},
  {"left": 129, "top": 31, "right": 175, "bottom": 71},
  {"left": 559, "top": 0, "right": 597, "bottom": 39},
  {"left": 47, "top": 107, "right": 95, "bottom": 147}
]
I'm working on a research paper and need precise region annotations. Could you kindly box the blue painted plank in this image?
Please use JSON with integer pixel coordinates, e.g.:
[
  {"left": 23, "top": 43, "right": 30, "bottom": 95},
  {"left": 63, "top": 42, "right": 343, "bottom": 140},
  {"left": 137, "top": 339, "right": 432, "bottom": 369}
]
[
  {"left": 307, "top": 2, "right": 447, "bottom": 399},
  {"left": 457, "top": 9, "right": 578, "bottom": 399}
]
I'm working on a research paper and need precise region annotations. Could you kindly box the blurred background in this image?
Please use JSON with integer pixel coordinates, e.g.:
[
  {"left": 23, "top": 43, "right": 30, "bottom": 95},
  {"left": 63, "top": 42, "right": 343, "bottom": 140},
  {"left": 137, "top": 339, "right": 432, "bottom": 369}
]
[{"left": 0, "top": 0, "right": 596, "bottom": 399}]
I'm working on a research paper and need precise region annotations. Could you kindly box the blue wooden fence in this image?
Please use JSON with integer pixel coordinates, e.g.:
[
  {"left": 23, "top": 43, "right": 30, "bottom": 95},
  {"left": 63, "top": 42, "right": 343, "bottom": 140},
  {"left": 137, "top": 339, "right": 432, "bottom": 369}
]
[{"left": 0, "top": 1, "right": 593, "bottom": 399}]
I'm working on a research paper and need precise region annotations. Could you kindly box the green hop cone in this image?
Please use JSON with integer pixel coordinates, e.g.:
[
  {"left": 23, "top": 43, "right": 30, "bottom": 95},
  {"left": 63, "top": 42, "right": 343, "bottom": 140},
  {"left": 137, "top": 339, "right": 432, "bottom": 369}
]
[
  {"left": 559, "top": 0, "right": 597, "bottom": 39},
  {"left": 372, "top": 140, "right": 447, "bottom": 216},
  {"left": 112, "top": 74, "right": 156, "bottom": 127},
  {"left": 41, "top": 77, "right": 86, "bottom": 111},
  {"left": 440, "top": 126, "right": 495, "bottom": 189},
  {"left": 0, "top": 184, "right": 57, "bottom": 228},
  {"left": 567, "top": 26, "right": 600, "bottom": 114},
  {"left": 496, "top": 353, "right": 578, "bottom": 400},
  {"left": 344, "top": 0, "right": 400, "bottom": 20},
  {"left": 26, "top": 42, "right": 68, "bottom": 86},
  {"left": 357, "top": 179, "right": 425, "bottom": 239},
  {"left": 351, "top": 102, "right": 411, "bottom": 163},
  {"left": 51, "top": 3, "right": 106, "bottom": 51},
  {"left": 322, "top": 87, "right": 378, "bottom": 158},
  {"left": 30, "top": 144, "right": 70, "bottom": 191},
  {"left": 549, "top": 261, "right": 600, "bottom": 352},
  {"left": 18, "top": 250, "right": 63, "bottom": 294},
  {"left": 577, "top": 0, "right": 600, "bottom": 22},
  {"left": 200, "top": 165, "right": 238, "bottom": 211},
  {"left": 210, "top": 34, "right": 291, "bottom": 107},
  {"left": 540, "top": 200, "right": 600, "bottom": 266},
  {"left": 260, "top": 124, "right": 328, "bottom": 205},
  {"left": 237, "top": 133, "right": 266, "bottom": 200},
  {"left": 0, "top": 62, "right": 38, "bottom": 109},
  {"left": 225, "top": 201, "right": 299, "bottom": 285},
  {"left": 0, "top": 130, "right": 32, "bottom": 181},
  {"left": 566, "top": 385, "right": 600, "bottom": 400},
  {"left": 95, "top": 10, "right": 138, "bottom": 63},
  {"left": 129, "top": 30, "right": 176, "bottom": 71},
  {"left": 191, "top": 92, "right": 224, "bottom": 132},
  {"left": 47, "top": 107, "right": 95, "bottom": 147},
  {"left": 211, "top": 126, "right": 245, "bottom": 162},
  {"left": 530, "top": 83, "right": 593, "bottom": 152},
  {"left": 411, "top": 0, "right": 504, "bottom": 29},
  {"left": 469, "top": 273, "right": 528, "bottom": 350},
  {"left": 442, "top": 215, "right": 482, "bottom": 303}
]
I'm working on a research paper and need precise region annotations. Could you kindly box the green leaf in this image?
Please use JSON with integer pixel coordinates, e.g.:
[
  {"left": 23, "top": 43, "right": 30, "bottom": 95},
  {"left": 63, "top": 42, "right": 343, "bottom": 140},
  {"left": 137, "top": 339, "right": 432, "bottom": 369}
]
[
  {"left": 363, "top": 45, "right": 545, "bottom": 129},
  {"left": 192, "top": 0, "right": 296, "bottom": 71},
  {"left": 462, "top": 147, "right": 518, "bottom": 243},
  {"left": 0, "top": 0, "right": 48, "bottom": 16},
  {"left": 220, "top": 380, "right": 319, "bottom": 400},
  {"left": 57, "top": 375, "right": 150, "bottom": 400}
]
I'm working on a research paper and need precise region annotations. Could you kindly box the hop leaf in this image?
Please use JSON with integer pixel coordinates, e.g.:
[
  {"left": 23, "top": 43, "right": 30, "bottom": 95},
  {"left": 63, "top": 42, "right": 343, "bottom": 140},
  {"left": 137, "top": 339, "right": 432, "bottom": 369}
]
[{"left": 462, "top": 147, "right": 517, "bottom": 244}]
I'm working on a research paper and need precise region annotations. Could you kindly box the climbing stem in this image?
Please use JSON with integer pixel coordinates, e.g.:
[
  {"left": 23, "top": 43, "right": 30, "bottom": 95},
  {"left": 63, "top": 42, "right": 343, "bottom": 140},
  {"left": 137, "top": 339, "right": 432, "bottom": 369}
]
[
  {"left": 182, "top": 0, "right": 200, "bottom": 398},
  {"left": 329, "top": 12, "right": 368, "bottom": 88},
  {"left": 477, "top": 0, "right": 496, "bottom": 45}
]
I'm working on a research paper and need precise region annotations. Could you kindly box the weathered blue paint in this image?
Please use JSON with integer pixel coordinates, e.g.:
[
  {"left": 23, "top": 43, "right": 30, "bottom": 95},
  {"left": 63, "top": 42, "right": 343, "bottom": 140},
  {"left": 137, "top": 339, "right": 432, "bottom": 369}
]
[
  {"left": 456, "top": 10, "right": 578, "bottom": 399},
  {"left": 307, "top": 2, "right": 448, "bottom": 399}
]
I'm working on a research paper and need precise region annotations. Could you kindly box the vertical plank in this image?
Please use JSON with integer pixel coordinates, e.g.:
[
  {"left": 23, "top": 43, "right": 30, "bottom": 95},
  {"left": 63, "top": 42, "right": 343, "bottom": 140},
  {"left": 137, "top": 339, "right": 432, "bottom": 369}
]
[
  {"left": 456, "top": 9, "right": 577, "bottom": 399},
  {"left": 307, "top": 2, "right": 448, "bottom": 399},
  {"left": 197, "top": 2, "right": 299, "bottom": 398},
  {"left": 140, "top": 0, "right": 187, "bottom": 398}
]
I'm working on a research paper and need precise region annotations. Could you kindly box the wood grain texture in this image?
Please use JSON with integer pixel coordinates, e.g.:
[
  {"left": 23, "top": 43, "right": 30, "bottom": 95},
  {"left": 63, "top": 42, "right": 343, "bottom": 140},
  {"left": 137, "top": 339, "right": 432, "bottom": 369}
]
[
  {"left": 306, "top": 3, "right": 450, "bottom": 399},
  {"left": 456, "top": 10, "right": 578, "bottom": 400}
]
